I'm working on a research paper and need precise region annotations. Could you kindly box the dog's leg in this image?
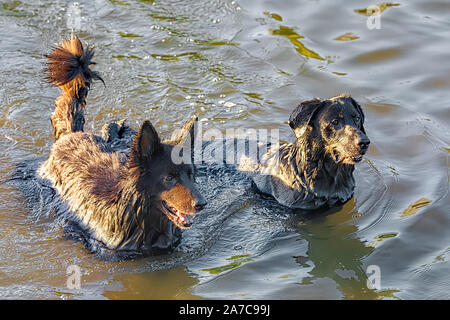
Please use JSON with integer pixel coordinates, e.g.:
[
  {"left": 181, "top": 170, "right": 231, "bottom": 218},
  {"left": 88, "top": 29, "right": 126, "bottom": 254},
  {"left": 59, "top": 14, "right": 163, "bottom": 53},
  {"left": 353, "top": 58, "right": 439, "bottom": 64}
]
[{"left": 44, "top": 32, "right": 103, "bottom": 140}]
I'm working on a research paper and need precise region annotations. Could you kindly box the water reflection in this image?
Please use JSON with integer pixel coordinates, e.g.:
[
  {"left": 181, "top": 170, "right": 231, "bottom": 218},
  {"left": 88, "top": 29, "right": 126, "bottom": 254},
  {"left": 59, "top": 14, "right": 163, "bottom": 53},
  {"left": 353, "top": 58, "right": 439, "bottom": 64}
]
[
  {"left": 103, "top": 266, "right": 202, "bottom": 299},
  {"left": 354, "top": 48, "right": 403, "bottom": 63},
  {"left": 334, "top": 32, "right": 359, "bottom": 42},
  {"left": 200, "top": 254, "right": 253, "bottom": 275},
  {"left": 269, "top": 25, "right": 324, "bottom": 61},
  {"left": 289, "top": 200, "right": 400, "bottom": 299},
  {"left": 354, "top": 2, "right": 400, "bottom": 16},
  {"left": 1, "top": 0, "right": 449, "bottom": 300},
  {"left": 401, "top": 198, "right": 432, "bottom": 217}
]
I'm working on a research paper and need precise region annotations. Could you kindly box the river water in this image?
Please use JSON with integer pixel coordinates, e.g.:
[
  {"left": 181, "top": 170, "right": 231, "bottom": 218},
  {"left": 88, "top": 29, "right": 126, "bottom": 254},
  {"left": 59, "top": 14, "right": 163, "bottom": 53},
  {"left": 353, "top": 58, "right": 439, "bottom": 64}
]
[{"left": 0, "top": 0, "right": 449, "bottom": 299}]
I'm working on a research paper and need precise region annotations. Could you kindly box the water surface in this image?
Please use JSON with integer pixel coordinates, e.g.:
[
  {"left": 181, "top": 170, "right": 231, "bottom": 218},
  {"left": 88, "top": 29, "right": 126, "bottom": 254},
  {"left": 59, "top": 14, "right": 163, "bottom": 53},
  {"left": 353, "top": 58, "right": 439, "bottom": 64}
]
[{"left": 0, "top": 0, "right": 449, "bottom": 299}]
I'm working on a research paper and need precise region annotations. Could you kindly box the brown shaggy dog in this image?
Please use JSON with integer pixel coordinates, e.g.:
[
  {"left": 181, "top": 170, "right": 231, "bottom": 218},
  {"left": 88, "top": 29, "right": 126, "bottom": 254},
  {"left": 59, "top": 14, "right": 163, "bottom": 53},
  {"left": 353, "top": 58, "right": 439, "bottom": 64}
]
[{"left": 38, "top": 33, "right": 206, "bottom": 259}]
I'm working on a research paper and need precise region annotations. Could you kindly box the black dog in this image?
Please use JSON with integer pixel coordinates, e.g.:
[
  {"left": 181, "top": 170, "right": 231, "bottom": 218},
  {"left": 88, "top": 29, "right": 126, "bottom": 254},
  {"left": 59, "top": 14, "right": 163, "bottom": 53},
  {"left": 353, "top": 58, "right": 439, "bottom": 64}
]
[
  {"left": 247, "top": 94, "right": 370, "bottom": 209},
  {"left": 36, "top": 33, "right": 206, "bottom": 258},
  {"left": 201, "top": 94, "right": 369, "bottom": 210}
]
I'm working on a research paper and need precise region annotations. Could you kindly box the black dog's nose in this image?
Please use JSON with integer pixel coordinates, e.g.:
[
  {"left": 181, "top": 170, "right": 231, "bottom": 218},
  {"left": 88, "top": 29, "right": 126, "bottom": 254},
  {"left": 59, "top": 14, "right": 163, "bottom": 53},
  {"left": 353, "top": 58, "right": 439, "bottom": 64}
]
[
  {"left": 194, "top": 200, "right": 207, "bottom": 211},
  {"left": 359, "top": 139, "right": 370, "bottom": 150}
]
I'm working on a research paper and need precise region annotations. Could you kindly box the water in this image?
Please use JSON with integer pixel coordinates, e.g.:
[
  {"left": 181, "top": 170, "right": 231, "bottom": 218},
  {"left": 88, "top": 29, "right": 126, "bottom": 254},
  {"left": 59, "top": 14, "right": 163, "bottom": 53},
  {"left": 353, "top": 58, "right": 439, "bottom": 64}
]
[{"left": 0, "top": 0, "right": 449, "bottom": 299}]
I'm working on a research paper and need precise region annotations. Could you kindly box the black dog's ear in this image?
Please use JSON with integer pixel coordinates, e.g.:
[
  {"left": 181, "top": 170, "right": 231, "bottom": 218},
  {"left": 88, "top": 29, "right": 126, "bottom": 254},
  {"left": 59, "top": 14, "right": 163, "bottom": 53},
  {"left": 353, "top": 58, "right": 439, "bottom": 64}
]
[
  {"left": 289, "top": 98, "right": 323, "bottom": 138},
  {"left": 349, "top": 97, "right": 366, "bottom": 134},
  {"left": 131, "top": 120, "right": 161, "bottom": 165}
]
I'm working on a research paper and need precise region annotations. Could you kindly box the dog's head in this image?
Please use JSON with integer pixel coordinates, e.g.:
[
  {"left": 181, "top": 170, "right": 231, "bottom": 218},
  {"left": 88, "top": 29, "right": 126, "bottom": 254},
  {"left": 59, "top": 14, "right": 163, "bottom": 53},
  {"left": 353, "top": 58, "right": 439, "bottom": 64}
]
[
  {"left": 129, "top": 116, "right": 206, "bottom": 230},
  {"left": 289, "top": 94, "right": 370, "bottom": 165}
]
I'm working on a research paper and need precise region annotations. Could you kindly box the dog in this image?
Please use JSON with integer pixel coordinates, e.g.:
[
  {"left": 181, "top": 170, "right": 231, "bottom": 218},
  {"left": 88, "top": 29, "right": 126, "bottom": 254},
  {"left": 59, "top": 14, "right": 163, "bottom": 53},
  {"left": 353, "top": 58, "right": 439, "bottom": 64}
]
[
  {"left": 200, "top": 94, "right": 370, "bottom": 210},
  {"left": 36, "top": 33, "right": 206, "bottom": 258},
  {"left": 245, "top": 94, "right": 370, "bottom": 209}
]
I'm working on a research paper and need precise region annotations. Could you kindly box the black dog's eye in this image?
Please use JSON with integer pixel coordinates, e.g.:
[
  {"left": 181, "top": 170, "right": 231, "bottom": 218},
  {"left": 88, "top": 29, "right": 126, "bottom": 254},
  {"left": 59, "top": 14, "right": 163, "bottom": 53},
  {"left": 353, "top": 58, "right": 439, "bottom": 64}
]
[
  {"left": 163, "top": 175, "right": 174, "bottom": 183},
  {"left": 354, "top": 116, "right": 361, "bottom": 122},
  {"left": 331, "top": 119, "right": 339, "bottom": 125}
]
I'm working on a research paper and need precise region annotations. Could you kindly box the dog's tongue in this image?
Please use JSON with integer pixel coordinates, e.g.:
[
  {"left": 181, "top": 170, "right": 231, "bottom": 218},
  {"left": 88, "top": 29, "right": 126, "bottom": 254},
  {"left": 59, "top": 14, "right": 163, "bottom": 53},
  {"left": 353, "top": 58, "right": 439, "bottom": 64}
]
[
  {"left": 176, "top": 210, "right": 195, "bottom": 227},
  {"left": 176, "top": 210, "right": 185, "bottom": 222}
]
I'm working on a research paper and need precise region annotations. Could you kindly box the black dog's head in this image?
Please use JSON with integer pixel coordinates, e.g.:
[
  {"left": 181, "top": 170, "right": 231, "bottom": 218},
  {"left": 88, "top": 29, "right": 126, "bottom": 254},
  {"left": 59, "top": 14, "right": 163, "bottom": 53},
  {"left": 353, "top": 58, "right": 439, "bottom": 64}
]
[
  {"left": 129, "top": 116, "right": 206, "bottom": 230},
  {"left": 289, "top": 94, "right": 370, "bottom": 165}
]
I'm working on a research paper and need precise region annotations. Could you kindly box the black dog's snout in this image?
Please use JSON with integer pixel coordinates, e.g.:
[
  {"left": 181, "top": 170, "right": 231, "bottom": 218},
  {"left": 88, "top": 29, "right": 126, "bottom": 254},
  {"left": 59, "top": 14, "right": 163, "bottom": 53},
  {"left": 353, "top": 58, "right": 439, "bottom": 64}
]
[
  {"left": 194, "top": 199, "right": 207, "bottom": 211},
  {"left": 358, "top": 138, "right": 370, "bottom": 151}
]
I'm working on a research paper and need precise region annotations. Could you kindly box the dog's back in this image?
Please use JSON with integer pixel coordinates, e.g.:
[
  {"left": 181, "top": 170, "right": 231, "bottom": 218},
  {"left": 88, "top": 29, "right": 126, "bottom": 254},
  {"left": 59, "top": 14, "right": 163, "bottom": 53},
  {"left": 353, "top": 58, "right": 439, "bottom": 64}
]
[
  {"left": 33, "top": 33, "right": 206, "bottom": 259},
  {"left": 38, "top": 33, "right": 139, "bottom": 251}
]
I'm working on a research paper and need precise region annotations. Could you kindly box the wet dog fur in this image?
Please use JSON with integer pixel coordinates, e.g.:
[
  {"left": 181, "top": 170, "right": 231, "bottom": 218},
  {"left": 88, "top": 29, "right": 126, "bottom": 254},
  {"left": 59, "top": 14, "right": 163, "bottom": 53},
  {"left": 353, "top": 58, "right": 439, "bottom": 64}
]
[
  {"left": 37, "top": 33, "right": 206, "bottom": 258},
  {"left": 246, "top": 94, "right": 370, "bottom": 209}
]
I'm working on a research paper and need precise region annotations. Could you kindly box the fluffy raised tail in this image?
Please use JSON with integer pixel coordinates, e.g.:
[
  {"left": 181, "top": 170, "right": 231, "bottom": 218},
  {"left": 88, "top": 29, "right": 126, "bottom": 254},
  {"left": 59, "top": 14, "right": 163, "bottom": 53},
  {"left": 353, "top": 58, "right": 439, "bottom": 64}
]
[{"left": 45, "top": 32, "right": 103, "bottom": 140}]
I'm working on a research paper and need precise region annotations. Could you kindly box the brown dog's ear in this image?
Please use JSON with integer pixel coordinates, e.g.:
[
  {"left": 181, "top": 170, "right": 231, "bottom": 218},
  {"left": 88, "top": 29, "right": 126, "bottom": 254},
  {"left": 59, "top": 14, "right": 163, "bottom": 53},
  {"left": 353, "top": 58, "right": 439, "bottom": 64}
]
[
  {"left": 171, "top": 115, "right": 198, "bottom": 147},
  {"left": 289, "top": 98, "right": 323, "bottom": 138},
  {"left": 131, "top": 120, "right": 161, "bottom": 164},
  {"left": 349, "top": 97, "right": 366, "bottom": 134}
]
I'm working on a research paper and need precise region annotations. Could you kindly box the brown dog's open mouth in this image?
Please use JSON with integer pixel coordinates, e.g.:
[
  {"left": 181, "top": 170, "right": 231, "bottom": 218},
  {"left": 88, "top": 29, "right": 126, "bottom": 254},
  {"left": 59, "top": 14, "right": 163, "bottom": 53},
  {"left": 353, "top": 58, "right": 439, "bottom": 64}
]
[{"left": 162, "top": 201, "right": 194, "bottom": 229}]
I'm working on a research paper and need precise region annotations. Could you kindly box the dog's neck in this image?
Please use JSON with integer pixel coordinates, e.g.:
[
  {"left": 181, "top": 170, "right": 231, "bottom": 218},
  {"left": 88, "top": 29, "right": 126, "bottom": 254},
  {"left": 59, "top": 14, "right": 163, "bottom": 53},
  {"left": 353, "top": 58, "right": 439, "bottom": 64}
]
[{"left": 280, "top": 135, "right": 355, "bottom": 198}]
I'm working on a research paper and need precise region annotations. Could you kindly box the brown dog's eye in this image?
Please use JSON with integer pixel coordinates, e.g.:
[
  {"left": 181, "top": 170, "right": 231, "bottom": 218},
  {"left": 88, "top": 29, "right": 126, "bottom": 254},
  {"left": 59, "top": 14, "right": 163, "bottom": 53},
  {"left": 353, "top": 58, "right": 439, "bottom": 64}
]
[{"left": 331, "top": 119, "right": 339, "bottom": 125}]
